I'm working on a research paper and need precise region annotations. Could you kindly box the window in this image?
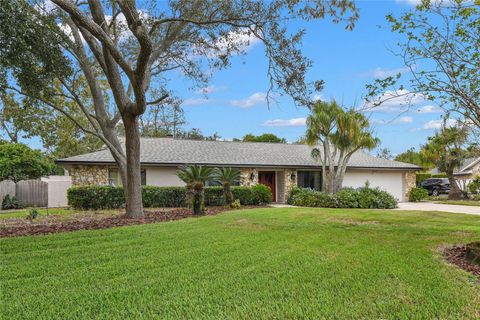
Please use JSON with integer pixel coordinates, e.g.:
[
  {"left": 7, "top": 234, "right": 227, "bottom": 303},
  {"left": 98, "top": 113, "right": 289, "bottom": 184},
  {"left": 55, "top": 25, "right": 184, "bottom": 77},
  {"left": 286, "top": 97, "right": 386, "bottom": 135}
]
[
  {"left": 108, "top": 168, "right": 147, "bottom": 186},
  {"left": 297, "top": 171, "right": 321, "bottom": 191},
  {"left": 141, "top": 168, "right": 146, "bottom": 186},
  {"left": 108, "top": 168, "right": 119, "bottom": 186}
]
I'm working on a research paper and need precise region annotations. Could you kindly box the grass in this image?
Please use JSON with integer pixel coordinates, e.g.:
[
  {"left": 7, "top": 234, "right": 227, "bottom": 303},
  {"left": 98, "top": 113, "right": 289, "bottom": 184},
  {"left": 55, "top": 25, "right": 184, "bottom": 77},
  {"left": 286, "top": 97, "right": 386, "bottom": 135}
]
[
  {"left": 2, "top": 207, "right": 480, "bottom": 319},
  {"left": 438, "top": 200, "right": 480, "bottom": 207},
  {"left": 0, "top": 207, "right": 120, "bottom": 220}
]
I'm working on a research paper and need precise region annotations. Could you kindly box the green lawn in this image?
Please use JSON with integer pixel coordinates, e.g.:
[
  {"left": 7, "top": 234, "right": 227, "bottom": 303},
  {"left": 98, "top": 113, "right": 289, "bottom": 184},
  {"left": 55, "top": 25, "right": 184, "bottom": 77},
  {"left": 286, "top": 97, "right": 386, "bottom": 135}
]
[
  {"left": 2, "top": 207, "right": 480, "bottom": 319},
  {"left": 0, "top": 207, "right": 74, "bottom": 219},
  {"left": 438, "top": 200, "right": 480, "bottom": 207}
]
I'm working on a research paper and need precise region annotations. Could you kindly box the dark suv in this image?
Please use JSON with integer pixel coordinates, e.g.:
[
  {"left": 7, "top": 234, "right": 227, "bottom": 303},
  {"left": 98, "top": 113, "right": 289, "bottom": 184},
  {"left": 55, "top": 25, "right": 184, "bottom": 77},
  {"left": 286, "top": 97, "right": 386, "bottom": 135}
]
[{"left": 418, "top": 178, "right": 451, "bottom": 196}]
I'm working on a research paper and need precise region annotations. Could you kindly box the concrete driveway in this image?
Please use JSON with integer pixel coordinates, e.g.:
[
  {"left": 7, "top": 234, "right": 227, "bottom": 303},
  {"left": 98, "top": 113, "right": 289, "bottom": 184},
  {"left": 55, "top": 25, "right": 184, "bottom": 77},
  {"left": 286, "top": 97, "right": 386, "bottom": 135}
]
[{"left": 396, "top": 202, "right": 480, "bottom": 215}]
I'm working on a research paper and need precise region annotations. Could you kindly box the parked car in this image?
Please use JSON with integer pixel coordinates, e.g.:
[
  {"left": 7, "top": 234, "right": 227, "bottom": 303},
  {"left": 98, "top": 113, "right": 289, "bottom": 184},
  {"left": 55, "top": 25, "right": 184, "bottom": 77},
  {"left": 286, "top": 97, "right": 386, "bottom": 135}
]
[{"left": 418, "top": 178, "right": 451, "bottom": 196}]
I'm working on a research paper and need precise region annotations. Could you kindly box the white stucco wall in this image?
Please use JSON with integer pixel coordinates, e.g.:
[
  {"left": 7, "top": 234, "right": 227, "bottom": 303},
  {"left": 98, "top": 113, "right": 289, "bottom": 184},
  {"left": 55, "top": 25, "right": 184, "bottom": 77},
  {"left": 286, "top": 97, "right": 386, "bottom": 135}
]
[
  {"left": 146, "top": 167, "right": 184, "bottom": 187},
  {"left": 343, "top": 170, "right": 404, "bottom": 201}
]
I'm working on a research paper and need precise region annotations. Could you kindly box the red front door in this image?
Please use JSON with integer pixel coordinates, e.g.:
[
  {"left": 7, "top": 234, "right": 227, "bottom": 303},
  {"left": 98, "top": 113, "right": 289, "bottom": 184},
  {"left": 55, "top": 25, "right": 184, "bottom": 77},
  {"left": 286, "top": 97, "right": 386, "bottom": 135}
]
[{"left": 258, "top": 171, "right": 276, "bottom": 202}]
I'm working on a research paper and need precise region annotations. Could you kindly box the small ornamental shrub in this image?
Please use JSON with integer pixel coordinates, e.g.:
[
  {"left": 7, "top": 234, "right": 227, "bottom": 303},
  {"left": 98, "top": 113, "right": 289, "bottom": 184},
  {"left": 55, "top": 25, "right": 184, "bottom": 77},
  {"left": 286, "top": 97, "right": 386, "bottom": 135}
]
[
  {"left": 26, "top": 208, "right": 40, "bottom": 221},
  {"left": 336, "top": 187, "right": 359, "bottom": 208},
  {"left": 468, "top": 178, "right": 480, "bottom": 194},
  {"left": 286, "top": 187, "right": 303, "bottom": 205},
  {"left": 473, "top": 194, "right": 480, "bottom": 201},
  {"left": 251, "top": 184, "right": 272, "bottom": 205},
  {"left": 230, "top": 199, "right": 241, "bottom": 209},
  {"left": 2, "top": 195, "right": 23, "bottom": 210},
  {"left": 409, "top": 187, "right": 429, "bottom": 202}
]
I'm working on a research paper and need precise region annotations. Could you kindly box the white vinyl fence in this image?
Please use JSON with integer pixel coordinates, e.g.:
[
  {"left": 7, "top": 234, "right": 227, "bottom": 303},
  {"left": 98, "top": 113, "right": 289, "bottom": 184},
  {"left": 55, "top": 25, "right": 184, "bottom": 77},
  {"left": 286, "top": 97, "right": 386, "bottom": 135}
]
[{"left": 0, "top": 176, "right": 71, "bottom": 209}]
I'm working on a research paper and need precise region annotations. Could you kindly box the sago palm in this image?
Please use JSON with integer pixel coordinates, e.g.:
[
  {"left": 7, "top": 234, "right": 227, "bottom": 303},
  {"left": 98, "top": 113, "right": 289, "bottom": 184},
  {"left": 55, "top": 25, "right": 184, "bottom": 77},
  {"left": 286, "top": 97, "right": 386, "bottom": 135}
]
[
  {"left": 215, "top": 167, "right": 241, "bottom": 205},
  {"left": 176, "top": 165, "right": 215, "bottom": 215}
]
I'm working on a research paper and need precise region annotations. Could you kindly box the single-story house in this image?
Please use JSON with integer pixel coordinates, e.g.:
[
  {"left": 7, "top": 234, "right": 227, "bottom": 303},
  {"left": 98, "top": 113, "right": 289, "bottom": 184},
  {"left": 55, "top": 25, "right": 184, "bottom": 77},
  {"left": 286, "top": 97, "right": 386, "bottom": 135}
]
[{"left": 56, "top": 138, "right": 420, "bottom": 202}]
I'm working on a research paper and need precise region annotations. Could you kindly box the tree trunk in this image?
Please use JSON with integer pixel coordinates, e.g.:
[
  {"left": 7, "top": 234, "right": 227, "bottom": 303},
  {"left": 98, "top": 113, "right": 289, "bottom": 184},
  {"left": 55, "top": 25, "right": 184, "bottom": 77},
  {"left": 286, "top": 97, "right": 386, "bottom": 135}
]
[
  {"left": 447, "top": 174, "right": 462, "bottom": 200},
  {"left": 123, "top": 113, "right": 144, "bottom": 218}
]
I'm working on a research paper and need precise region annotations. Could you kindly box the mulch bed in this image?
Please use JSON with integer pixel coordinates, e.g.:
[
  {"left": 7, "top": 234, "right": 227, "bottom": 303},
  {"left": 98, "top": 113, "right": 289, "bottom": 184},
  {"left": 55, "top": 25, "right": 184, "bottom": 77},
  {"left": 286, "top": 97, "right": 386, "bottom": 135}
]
[
  {"left": 0, "top": 206, "right": 262, "bottom": 238},
  {"left": 443, "top": 245, "right": 480, "bottom": 279}
]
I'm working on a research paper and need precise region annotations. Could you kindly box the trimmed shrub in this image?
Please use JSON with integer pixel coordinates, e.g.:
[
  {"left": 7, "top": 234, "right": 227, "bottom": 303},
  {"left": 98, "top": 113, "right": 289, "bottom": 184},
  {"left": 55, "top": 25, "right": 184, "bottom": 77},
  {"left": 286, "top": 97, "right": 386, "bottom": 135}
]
[
  {"left": 68, "top": 185, "right": 273, "bottom": 210},
  {"left": 286, "top": 187, "right": 303, "bottom": 205},
  {"left": 251, "top": 184, "right": 272, "bottom": 205},
  {"left": 409, "top": 187, "right": 429, "bottom": 202},
  {"left": 204, "top": 187, "right": 225, "bottom": 206},
  {"left": 142, "top": 186, "right": 187, "bottom": 207},
  {"left": 336, "top": 187, "right": 359, "bottom": 208},
  {"left": 287, "top": 187, "right": 397, "bottom": 209},
  {"left": 67, "top": 186, "right": 125, "bottom": 210}
]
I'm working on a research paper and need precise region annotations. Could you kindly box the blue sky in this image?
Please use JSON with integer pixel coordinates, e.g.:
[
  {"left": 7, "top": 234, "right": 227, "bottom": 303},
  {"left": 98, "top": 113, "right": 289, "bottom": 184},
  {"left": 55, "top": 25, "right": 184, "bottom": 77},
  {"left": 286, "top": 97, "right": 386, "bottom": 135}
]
[
  {"left": 15, "top": 0, "right": 448, "bottom": 155},
  {"left": 171, "top": 0, "right": 446, "bottom": 155}
]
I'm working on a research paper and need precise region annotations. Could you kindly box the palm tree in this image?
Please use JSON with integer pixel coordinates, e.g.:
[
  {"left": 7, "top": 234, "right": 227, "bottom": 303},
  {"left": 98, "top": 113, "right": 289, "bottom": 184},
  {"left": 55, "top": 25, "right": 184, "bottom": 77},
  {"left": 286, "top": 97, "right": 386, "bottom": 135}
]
[
  {"left": 306, "top": 100, "right": 379, "bottom": 193},
  {"left": 176, "top": 165, "right": 215, "bottom": 215},
  {"left": 215, "top": 167, "right": 241, "bottom": 205}
]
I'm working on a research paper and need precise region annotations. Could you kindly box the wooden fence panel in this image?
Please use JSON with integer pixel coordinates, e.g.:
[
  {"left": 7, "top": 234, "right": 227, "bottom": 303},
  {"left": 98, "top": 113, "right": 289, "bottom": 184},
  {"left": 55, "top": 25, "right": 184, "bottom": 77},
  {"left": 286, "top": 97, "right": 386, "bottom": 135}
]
[
  {"left": 16, "top": 180, "right": 47, "bottom": 207},
  {"left": 0, "top": 180, "right": 16, "bottom": 203}
]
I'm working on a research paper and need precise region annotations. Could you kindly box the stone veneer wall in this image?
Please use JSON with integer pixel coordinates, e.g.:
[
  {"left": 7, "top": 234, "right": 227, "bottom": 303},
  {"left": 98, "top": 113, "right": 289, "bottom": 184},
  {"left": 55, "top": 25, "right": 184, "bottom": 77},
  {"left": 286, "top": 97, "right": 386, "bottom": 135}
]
[
  {"left": 284, "top": 169, "right": 297, "bottom": 201},
  {"left": 404, "top": 171, "right": 416, "bottom": 201},
  {"left": 240, "top": 168, "right": 258, "bottom": 187},
  {"left": 69, "top": 165, "right": 109, "bottom": 186}
]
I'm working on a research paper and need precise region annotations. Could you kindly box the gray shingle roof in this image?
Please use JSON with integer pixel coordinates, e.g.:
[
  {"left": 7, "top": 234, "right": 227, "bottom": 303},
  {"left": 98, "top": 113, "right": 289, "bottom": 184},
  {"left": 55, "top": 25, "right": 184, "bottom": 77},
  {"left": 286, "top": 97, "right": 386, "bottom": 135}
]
[{"left": 56, "top": 138, "right": 420, "bottom": 170}]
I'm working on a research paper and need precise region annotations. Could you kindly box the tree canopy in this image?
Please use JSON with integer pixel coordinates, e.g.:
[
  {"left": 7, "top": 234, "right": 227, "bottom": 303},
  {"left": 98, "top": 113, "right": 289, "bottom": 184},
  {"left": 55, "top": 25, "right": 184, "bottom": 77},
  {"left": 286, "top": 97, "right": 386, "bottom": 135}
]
[
  {"left": 306, "top": 100, "right": 379, "bottom": 193},
  {"left": 366, "top": 0, "right": 479, "bottom": 131},
  {"left": 236, "top": 133, "right": 286, "bottom": 143},
  {"left": 0, "top": 143, "right": 55, "bottom": 182},
  {"left": 0, "top": 0, "right": 358, "bottom": 217}
]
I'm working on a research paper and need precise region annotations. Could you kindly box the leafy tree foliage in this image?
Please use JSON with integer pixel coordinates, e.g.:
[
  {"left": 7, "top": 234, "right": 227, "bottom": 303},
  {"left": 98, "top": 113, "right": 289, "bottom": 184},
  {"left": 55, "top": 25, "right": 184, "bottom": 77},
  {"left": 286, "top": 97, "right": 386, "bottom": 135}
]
[
  {"left": 394, "top": 148, "right": 434, "bottom": 170},
  {"left": 236, "top": 133, "right": 286, "bottom": 143},
  {"left": 0, "top": 143, "right": 55, "bottom": 182},
  {"left": 0, "top": 0, "right": 357, "bottom": 217},
  {"left": 376, "top": 148, "right": 393, "bottom": 160},
  {"left": 366, "top": 1, "right": 479, "bottom": 130},
  {"left": 420, "top": 125, "right": 470, "bottom": 199},
  {"left": 306, "top": 100, "right": 379, "bottom": 193}
]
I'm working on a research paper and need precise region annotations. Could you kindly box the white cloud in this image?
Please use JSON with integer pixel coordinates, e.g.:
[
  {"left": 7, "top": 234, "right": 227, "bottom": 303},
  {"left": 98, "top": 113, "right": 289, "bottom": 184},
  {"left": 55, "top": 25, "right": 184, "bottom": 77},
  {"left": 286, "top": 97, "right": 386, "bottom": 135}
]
[
  {"left": 421, "top": 118, "right": 457, "bottom": 130},
  {"left": 365, "top": 89, "right": 426, "bottom": 113},
  {"left": 396, "top": 116, "right": 414, "bottom": 123},
  {"left": 365, "top": 67, "right": 410, "bottom": 78},
  {"left": 312, "top": 94, "right": 324, "bottom": 101},
  {"left": 371, "top": 116, "right": 414, "bottom": 125},
  {"left": 230, "top": 92, "right": 267, "bottom": 108},
  {"left": 262, "top": 118, "right": 307, "bottom": 127},
  {"left": 416, "top": 105, "right": 443, "bottom": 114},
  {"left": 395, "top": 0, "right": 423, "bottom": 5},
  {"left": 183, "top": 98, "right": 210, "bottom": 106}
]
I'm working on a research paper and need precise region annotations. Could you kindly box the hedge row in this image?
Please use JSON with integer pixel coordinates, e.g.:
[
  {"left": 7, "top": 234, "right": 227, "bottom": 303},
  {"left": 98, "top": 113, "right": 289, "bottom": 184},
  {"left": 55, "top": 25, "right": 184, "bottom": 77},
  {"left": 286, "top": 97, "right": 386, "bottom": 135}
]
[
  {"left": 416, "top": 173, "right": 447, "bottom": 185},
  {"left": 67, "top": 185, "right": 272, "bottom": 210},
  {"left": 286, "top": 187, "right": 398, "bottom": 209}
]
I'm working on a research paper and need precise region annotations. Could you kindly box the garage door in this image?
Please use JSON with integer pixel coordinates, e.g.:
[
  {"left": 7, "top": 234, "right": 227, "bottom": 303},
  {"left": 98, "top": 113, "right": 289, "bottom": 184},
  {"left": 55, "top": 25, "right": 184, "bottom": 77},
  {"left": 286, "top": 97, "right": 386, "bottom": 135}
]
[{"left": 342, "top": 170, "right": 404, "bottom": 201}]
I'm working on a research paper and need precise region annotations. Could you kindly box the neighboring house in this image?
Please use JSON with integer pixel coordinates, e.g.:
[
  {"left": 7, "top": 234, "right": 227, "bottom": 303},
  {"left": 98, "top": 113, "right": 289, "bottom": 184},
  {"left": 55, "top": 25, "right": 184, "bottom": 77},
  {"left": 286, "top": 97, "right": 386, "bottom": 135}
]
[{"left": 56, "top": 138, "right": 420, "bottom": 202}]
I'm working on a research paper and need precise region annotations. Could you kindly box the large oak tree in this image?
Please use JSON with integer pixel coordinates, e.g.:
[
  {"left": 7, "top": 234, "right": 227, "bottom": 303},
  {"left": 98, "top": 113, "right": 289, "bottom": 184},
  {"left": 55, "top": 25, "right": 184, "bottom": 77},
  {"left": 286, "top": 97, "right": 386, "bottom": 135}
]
[{"left": 0, "top": 0, "right": 358, "bottom": 217}]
